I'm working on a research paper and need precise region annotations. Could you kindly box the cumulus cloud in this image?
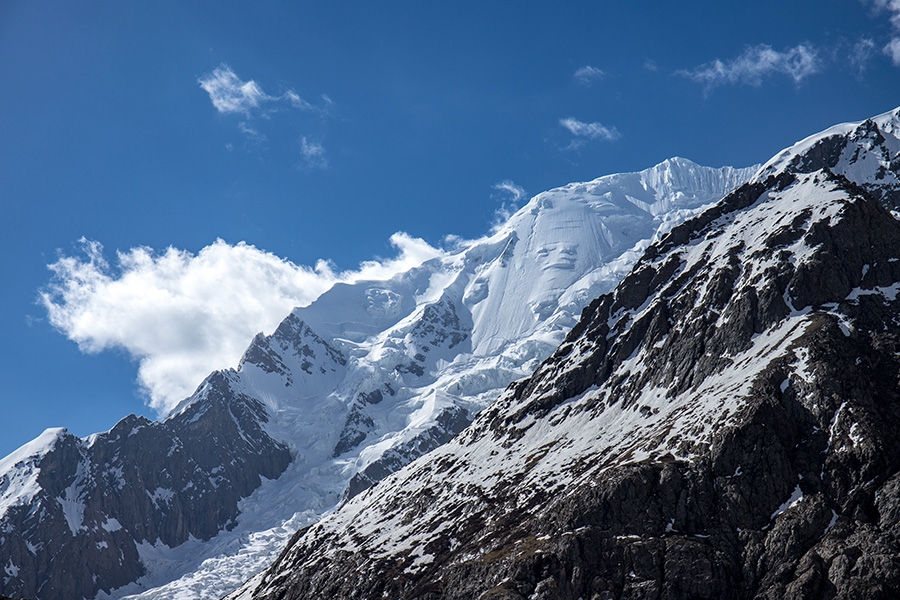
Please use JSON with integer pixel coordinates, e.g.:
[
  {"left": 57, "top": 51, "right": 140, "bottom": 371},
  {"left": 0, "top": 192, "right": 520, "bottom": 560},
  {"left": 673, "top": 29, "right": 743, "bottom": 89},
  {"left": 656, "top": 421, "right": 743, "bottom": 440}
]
[
  {"left": 559, "top": 117, "right": 621, "bottom": 142},
  {"left": 680, "top": 44, "right": 820, "bottom": 89},
  {"left": 574, "top": 65, "right": 605, "bottom": 83},
  {"left": 299, "top": 136, "right": 328, "bottom": 170},
  {"left": 41, "top": 234, "right": 443, "bottom": 415}
]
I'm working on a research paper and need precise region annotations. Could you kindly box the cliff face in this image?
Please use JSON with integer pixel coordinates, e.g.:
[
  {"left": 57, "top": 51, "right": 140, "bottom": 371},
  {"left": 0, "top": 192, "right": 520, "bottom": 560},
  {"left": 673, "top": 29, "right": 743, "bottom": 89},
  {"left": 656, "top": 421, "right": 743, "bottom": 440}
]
[
  {"left": 0, "top": 373, "right": 291, "bottom": 600},
  {"left": 235, "top": 110, "right": 900, "bottom": 600},
  {"left": 1, "top": 158, "right": 755, "bottom": 600}
]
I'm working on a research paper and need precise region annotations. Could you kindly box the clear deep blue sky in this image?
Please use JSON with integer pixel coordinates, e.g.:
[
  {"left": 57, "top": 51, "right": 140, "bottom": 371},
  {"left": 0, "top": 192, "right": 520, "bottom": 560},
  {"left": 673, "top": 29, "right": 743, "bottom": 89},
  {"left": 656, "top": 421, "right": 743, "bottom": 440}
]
[{"left": 2, "top": 0, "right": 900, "bottom": 457}]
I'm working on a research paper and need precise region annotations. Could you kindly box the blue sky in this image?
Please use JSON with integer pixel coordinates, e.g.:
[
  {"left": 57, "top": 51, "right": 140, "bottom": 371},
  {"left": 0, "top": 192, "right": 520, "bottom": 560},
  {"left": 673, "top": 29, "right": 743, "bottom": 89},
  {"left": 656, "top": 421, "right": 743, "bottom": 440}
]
[{"left": 2, "top": 0, "right": 900, "bottom": 457}]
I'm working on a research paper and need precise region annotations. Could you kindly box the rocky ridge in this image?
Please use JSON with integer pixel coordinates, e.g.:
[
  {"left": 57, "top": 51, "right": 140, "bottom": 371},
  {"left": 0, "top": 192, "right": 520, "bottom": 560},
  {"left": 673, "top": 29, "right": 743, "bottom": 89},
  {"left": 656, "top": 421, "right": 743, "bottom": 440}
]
[
  {"left": 112, "top": 158, "right": 751, "bottom": 599},
  {"left": 0, "top": 159, "right": 754, "bottom": 600},
  {"left": 0, "top": 375, "right": 290, "bottom": 600},
  {"left": 233, "top": 108, "right": 900, "bottom": 599}
]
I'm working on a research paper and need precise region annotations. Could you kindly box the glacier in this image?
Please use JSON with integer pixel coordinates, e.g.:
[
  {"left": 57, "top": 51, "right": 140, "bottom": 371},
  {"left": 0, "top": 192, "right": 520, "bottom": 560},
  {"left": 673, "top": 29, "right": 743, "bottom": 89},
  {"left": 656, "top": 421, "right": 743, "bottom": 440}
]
[{"left": 106, "top": 157, "right": 755, "bottom": 599}]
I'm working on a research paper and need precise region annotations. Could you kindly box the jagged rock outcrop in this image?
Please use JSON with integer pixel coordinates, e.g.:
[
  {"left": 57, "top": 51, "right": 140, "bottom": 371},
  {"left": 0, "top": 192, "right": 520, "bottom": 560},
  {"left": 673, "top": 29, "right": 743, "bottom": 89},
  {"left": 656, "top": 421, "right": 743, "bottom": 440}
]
[
  {"left": 0, "top": 373, "right": 291, "bottom": 600},
  {"left": 758, "top": 110, "right": 900, "bottom": 210},
  {"left": 233, "top": 108, "right": 900, "bottom": 600},
  {"left": 0, "top": 154, "right": 763, "bottom": 597}
]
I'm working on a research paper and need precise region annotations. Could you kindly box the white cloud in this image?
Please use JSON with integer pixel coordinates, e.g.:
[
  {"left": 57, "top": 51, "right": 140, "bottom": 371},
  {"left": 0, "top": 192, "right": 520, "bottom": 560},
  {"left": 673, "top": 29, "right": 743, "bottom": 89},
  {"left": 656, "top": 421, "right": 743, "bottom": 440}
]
[
  {"left": 285, "top": 90, "right": 313, "bottom": 111},
  {"left": 492, "top": 180, "right": 525, "bottom": 204},
  {"left": 198, "top": 65, "right": 267, "bottom": 115},
  {"left": 42, "top": 234, "right": 443, "bottom": 415},
  {"left": 199, "top": 65, "right": 334, "bottom": 163},
  {"left": 238, "top": 121, "right": 267, "bottom": 149},
  {"left": 875, "top": 0, "right": 900, "bottom": 63},
  {"left": 299, "top": 136, "right": 328, "bottom": 170},
  {"left": 198, "top": 64, "right": 325, "bottom": 118},
  {"left": 574, "top": 65, "right": 605, "bottom": 83},
  {"left": 680, "top": 44, "right": 820, "bottom": 88},
  {"left": 863, "top": 1, "right": 900, "bottom": 66},
  {"left": 491, "top": 180, "right": 527, "bottom": 228},
  {"left": 850, "top": 38, "right": 878, "bottom": 71},
  {"left": 886, "top": 37, "right": 900, "bottom": 65},
  {"left": 559, "top": 117, "right": 621, "bottom": 142},
  {"left": 871, "top": 0, "right": 900, "bottom": 26}
]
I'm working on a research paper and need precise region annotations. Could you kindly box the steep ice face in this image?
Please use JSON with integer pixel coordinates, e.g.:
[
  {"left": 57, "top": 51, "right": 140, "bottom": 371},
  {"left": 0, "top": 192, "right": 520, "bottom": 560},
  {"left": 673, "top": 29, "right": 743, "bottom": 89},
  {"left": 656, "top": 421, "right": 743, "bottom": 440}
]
[
  {"left": 0, "top": 158, "right": 756, "bottom": 600},
  {"left": 235, "top": 150, "right": 900, "bottom": 600},
  {"left": 113, "top": 158, "right": 755, "bottom": 600},
  {"left": 464, "top": 157, "right": 756, "bottom": 359}
]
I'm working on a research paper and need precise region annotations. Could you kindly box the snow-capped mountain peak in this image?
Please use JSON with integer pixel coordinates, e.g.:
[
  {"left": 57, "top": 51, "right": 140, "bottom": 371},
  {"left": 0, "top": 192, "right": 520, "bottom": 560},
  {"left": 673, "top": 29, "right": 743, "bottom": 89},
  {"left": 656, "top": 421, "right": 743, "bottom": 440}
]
[
  {"left": 234, "top": 106, "right": 900, "bottom": 600},
  {"left": 756, "top": 107, "right": 900, "bottom": 208},
  {"left": 0, "top": 157, "right": 756, "bottom": 600}
]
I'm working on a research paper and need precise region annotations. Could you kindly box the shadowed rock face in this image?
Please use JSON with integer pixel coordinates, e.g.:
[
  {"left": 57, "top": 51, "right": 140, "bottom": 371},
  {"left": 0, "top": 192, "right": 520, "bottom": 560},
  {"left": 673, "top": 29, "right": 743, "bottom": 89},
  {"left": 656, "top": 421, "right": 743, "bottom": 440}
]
[
  {"left": 0, "top": 372, "right": 291, "bottom": 600},
  {"left": 235, "top": 115, "right": 900, "bottom": 600}
]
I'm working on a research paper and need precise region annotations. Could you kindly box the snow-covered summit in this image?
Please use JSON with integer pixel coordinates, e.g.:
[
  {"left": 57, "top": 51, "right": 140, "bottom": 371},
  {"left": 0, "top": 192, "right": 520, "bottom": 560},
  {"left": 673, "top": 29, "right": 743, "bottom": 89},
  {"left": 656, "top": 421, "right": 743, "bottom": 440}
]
[
  {"left": 756, "top": 106, "right": 900, "bottom": 208},
  {"left": 233, "top": 106, "right": 900, "bottom": 600},
  {"left": 0, "top": 427, "right": 67, "bottom": 521},
  {"left": 113, "top": 157, "right": 753, "bottom": 599},
  {"left": 0, "top": 157, "right": 756, "bottom": 600}
]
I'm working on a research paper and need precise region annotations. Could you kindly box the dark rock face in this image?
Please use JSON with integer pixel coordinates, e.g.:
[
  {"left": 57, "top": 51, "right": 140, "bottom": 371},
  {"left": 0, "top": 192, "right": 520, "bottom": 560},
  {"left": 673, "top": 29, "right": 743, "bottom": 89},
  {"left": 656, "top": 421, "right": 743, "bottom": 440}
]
[
  {"left": 760, "top": 110, "right": 900, "bottom": 211},
  {"left": 392, "top": 296, "right": 470, "bottom": 380},
  {"left": 238, "top": 137, "right": 900, "bottom": 599},
  {"left": 342, "top": 403, "right": 470, "bottom": 500},
  {"left": 0, "top": 371, "right": 291, "bottom": 600},
  {"left": 238, "top": 312, "right": 347, "bottom": 381},
  {"left": 408, "top": 296, "right": 469, "bottom": 352},
  {"left": 333, "top": 295, "right": 472, "bottom": 475}
]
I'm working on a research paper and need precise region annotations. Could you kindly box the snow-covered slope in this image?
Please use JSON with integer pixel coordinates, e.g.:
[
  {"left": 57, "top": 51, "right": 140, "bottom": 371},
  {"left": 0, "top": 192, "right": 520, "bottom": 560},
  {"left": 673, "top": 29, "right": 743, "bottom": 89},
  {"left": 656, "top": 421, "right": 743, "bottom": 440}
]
[
  {"left": 757, "top": 107, "right": 900, "bottom": 208},
  {"left": 0, "top": 378, "right": 292, "bottom": 600},
  {"left": 104, "top": 157, "right": 754, "bottom": 600},
  {"left": 234, "top": 107, "right": 900, "bottom": 600},
  {"left": 0, "top": 156, "right": 754, "bottom": 600},
  {"left": 11, "top": 105, "right": 900, "bottom": 599}
]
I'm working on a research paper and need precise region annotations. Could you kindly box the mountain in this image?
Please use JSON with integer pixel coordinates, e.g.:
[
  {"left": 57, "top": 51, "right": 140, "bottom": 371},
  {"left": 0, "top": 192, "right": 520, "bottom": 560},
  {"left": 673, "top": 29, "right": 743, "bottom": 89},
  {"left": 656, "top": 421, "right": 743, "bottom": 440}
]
[
  {"left": 0, "top": 159, "right": 754, "bottom": 600},
  {"left": 0, "top": 379, "right": 290, "bottom": 600},
  {"left": 230, "top": 108, "right": 900, "bottom": 600}
]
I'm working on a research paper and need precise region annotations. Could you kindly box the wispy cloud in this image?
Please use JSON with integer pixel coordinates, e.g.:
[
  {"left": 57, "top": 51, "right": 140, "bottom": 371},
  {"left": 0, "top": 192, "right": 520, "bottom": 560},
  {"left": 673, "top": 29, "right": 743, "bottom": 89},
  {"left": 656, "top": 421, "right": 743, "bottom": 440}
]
[
  {"left": 491, "top": 180, "right": 527, "bottom": 228},
  {"left": 680, "top": 44, "right": 820, "bottom": 89},
  {"left": 871, "top": 0, "right": 900, "bottom": 64},
  {"left": 284, "top": 90, "right": 314, "bottom": 111},
  {"left": 492, "top": 180, "right": 525, "bottom": 203},
  {"left": 198, "top": 65, "right": 267, "bottom": 115},
  {"left": 574, "top": 65, "right": 605, "bottom": 84},
  {"left": 238, "top": 121, "right": 267, "bottom": 150},
  {"left": 300, "top": 136, "right": 328, "bottom": 170},
  {"left": 850, "top": 38, "right": 878, "bottom": 73},
  {"left": 199, "top": 64, "right": 334, "bottom": 164},
  {"left": 559, "top": 117, "right": 621, "bottom": 143},
  {"left": 886, "top": 37, "right": 900, "bottom": 65},
  {"left": 41, "top": 235, "right": 443, "bottom": 415},
  {"left": 199, "top": 64, "right": 325, "bottom": 116}
]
